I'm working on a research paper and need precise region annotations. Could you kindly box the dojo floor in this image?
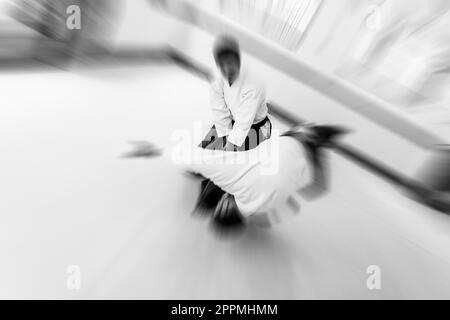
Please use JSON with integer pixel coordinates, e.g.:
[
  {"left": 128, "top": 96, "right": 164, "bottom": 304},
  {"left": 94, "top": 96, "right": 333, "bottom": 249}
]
[{"left": 1, "top": 62, "right": 450, "bottom": 299}]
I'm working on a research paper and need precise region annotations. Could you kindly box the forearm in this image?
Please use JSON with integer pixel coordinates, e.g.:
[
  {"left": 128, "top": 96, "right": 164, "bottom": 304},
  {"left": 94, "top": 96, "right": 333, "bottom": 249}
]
[
  {"left": 227, "top": 87, "right": 263, "bottom": 147},
  {"left": 210, "top": 79, "right": 232, "bottom": 137},
  {"left": 212, "top": 111, "right": 232, "bottom": 138}
]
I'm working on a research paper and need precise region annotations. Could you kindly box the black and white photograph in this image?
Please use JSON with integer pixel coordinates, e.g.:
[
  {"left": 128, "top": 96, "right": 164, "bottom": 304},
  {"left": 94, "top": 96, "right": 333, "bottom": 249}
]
[{"left": 0, "top": 0, "right": 450, "bottom": 307}]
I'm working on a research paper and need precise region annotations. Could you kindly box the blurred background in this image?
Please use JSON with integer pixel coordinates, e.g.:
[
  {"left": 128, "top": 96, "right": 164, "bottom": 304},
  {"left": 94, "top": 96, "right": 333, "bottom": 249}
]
[
  {"left": 2, "top": 0, "right": 449, "bottom": 125},
  {"left": 0, "top": 0, "right": 449, "bottom": 299}
]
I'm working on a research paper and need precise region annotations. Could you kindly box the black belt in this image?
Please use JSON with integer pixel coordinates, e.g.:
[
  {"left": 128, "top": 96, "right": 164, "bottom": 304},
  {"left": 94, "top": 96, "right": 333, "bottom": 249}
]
[
  {"left": 231, "top": 116, "right": 270, "bottom": 129},
  {"left": 252, "top": 116, "right": 270, "bottom": 129}
]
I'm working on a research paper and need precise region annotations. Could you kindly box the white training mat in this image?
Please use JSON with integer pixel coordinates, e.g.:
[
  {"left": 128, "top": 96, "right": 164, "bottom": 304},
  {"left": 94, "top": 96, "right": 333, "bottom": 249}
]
[{"left": 1, "top": 64, "right": 450, "bottom": 299}]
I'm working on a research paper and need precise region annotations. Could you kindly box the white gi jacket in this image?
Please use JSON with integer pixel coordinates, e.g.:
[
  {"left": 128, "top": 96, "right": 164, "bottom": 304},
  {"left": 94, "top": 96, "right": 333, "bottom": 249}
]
[
  {"left": 210, "top": 69, "right": 269, "bottom": 147},
  {"left": 167, "top": 135, "right": 312, "bottom": 221}
]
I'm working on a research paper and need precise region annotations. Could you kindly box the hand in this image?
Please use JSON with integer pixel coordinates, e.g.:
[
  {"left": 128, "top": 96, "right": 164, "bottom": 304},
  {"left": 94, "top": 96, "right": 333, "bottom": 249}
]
[{"left": 121, "top": 141, "right": 163, "bottom": 159}]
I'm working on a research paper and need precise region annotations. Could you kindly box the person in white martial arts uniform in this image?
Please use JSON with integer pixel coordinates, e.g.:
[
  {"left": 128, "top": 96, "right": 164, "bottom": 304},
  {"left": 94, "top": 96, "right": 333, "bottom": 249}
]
[
  {"left": 123, "top": 125, "right": 347, "bottom": 232},
  {"left": 200, "top": 35, "right": 272, "bottom": 152},
  {"left": 196, "top": 35, "right": 274, "bottom": 221}
]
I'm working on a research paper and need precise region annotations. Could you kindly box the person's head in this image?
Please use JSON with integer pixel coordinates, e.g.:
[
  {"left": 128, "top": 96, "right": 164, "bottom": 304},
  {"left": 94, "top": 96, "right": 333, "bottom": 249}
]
[{"left": 213, "top": 35, "right": 241, "bottom": 84}]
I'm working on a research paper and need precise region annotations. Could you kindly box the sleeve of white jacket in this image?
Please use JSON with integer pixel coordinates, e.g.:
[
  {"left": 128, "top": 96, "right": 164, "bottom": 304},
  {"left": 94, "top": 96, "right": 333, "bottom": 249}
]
[
  {"left": 210, "top": 79, "right": 233, "bottom": 138},
  {"left": 226, "top": 86, "right": 265, "bottom": 147}
]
